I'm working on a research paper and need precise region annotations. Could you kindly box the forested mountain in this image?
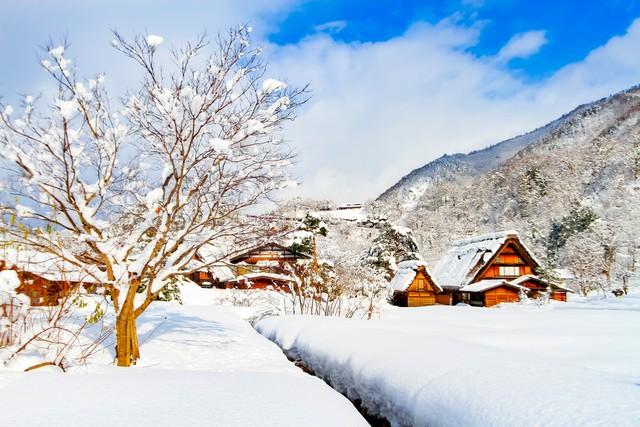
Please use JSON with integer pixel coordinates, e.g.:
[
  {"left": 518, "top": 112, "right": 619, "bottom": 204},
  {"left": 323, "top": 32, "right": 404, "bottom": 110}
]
[{"left": 375, "top": 85, "right": 640, "bottom": 294}]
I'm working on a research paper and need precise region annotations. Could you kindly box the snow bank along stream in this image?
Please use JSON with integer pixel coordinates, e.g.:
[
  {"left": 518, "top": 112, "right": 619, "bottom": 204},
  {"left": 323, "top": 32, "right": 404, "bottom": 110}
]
[{"left": 257, "top": 298, "right": 640, "bottom": 427}]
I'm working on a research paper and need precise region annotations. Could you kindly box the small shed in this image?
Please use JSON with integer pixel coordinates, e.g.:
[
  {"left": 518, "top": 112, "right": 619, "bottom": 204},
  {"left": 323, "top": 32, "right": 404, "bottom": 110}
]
[
  {"left": 390, "top": 261, "right": 442, "bottom": 307},
  {"left": 459, "top": 279, "right": 528, "bottom": 307}
]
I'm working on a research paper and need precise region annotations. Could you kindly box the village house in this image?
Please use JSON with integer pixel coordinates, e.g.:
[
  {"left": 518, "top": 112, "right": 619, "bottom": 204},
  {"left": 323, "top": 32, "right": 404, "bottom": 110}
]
[
  {"left": 390, "top": 261, "right": 442, "bottom": 307},
  {"left": 191, "top": 242, "right": 310, "bottom": 292},
  {"left": 432, "top": 230, "right": 572, "bottom": 307},
  {"left": 0, "top": 248, "right": 103, "bottom": 306},
  {"left": 389, "top": 231, "right": 573, "bottom": 308},
  {"left": 1, "top": 240, "right": 310, "bottom": 307}
]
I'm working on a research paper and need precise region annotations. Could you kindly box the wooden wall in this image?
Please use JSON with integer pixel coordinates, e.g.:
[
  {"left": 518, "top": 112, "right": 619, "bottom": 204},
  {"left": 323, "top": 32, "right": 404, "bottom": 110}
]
[
  {"left": 479, "top": 243, "right": 535, "bottom": 280},
  {"left": 484, "top": 285, "right": 520, "bottom": 307},
  {"left": 435, "top": 293, "right": 452, "bottom": 305},
  {"left": 407, "top": 291, "right": 436, "bottom": 307},
  {"left": 394, "top": 269, "right": 439, "bottom": 307}
]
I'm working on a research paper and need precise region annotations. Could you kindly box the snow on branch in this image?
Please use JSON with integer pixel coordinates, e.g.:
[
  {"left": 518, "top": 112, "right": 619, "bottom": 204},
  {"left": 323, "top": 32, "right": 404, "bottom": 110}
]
[{"left": 0, "top": 27, "right": 308, "bottom": 316}]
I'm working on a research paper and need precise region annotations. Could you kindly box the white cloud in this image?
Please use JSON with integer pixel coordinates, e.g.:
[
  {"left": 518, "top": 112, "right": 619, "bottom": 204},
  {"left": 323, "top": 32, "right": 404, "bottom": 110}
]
[
  {"left": 3, "top": 2, "right": 640, "bottom": 205},
  {"left": 497, "top": 30, "right": 548, "bottom": 62},
  {"left": 314, "top": 20, "right": 347, "bottom": 33},
  {"left": 267, "top": 18, "right": 640, "bottom": 202}
]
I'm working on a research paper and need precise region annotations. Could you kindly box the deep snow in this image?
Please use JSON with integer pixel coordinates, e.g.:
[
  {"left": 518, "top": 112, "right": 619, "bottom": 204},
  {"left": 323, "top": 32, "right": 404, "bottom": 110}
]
[
  {"left": 0, "top": 289, "right": 367, "bottom": 427},
  {"left": 257, "top": 294, "right": 640, "bottom": 427}
]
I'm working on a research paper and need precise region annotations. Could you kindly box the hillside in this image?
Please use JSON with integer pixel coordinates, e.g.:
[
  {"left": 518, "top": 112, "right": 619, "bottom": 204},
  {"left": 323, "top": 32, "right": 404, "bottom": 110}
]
[
  {"left": 377, "top": 86, "right": 640, "bottom": 212},
  {"left": 376, "top": 85, "right": 640, "bottom": 291}
]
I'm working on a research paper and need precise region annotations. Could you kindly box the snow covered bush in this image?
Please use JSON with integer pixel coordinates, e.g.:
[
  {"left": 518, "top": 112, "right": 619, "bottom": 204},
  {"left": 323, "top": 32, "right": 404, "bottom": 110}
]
[
  {"left": 1, "top": 289, "right": 112, "bottom": 371},
  {"left": 0, "top": 27, "right": 306, "bottom": 366}
]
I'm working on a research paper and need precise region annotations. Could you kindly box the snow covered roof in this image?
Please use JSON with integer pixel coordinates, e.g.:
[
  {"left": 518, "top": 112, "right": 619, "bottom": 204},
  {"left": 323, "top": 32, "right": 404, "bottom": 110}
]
[
  {"left": 232, "top": 272, "right": 295, "bottom": 283},
  {"left": 184, "top": 257, "right": 235, "bottom": 279},
  {"left": 433, "top": 230, "right": 540, "bottom": 289},
  {"left": 459, "top": 279, "right": 528, "bottom": 293},
  {"left": 390, "top": 260, "right": 442, "bottom": 292},
  {"left": 209, "top": 264, "right": 236, "bottom": 281},
  {"left": 0, "top": 247, "right": 105, "bottom": 283},
  {"left": 229, "top": 242, "right": 311, "bottom": 264},
  {"left": 510, "top": 275, "right": 574, "bottom": 293}
]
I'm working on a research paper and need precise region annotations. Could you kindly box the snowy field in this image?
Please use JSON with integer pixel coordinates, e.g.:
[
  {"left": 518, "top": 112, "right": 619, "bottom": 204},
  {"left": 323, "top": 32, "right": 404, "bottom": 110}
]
[
  {"left": 0, "top": 289, "right": 367, "bottom": 427},
  {"left": 257, "top": 294, "right": 640, "bottom": 427}
]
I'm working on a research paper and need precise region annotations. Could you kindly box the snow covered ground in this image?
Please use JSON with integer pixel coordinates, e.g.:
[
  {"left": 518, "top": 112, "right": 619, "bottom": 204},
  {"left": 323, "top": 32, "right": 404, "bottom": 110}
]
[
  {"left": 0, "top": 286, "right": 367, "bottom": 427},
  {"left": 257, "top": 294, "right": 640, "bottom": 426}
]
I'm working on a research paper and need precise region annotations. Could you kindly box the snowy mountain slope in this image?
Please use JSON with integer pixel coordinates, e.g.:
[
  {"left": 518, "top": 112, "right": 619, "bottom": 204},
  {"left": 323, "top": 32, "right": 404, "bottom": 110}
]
[
  {"left": 377, "top": 85, "right": 640, "bottom": 211},
  {"left": 373, "top": 85, "right": 640, "bottom": 279}
]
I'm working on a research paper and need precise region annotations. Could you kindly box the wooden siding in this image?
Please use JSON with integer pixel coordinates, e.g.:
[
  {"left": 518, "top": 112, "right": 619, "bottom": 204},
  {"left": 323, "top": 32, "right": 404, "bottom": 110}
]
[
  {"left": 393, "top": 269, "right": 439, "bottom": 307},
  {"left": 407, "top": 291, "right": 436, "bottom": 307},
  {"left": 484, "top": 285, "right": 520, "bottom": 307},
  {"left": 479, "top": 242, "right": 535, "bottom": 280},
  {"left": 406, "top": 270, "right": 438, "bottom": 293},
  {"left": 435, "top": 293, "right": 452, "bottom": 305},
  {"left": 551, "top": 291, "right": 567, "bottom": 302}
]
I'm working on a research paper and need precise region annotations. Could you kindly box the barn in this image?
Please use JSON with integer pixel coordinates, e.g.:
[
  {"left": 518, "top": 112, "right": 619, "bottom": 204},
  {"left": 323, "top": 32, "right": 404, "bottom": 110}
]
[
  {"left": 433, "top": 230, "right": 568, "bottom": 307},
  {"left": 390, "top": 261, "right": 442, "bottom": 307}
]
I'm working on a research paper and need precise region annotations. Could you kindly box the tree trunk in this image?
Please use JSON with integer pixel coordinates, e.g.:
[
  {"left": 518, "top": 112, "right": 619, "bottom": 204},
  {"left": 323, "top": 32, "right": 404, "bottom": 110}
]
[{"left": 115, "top": 307, "right": 140, "bottom": 367}]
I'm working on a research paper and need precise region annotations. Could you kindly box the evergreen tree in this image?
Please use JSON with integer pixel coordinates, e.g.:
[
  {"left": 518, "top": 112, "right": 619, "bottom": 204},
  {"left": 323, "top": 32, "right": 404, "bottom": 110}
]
[{"left": 364, "top": 222, "right": 421, "bottom": 281}]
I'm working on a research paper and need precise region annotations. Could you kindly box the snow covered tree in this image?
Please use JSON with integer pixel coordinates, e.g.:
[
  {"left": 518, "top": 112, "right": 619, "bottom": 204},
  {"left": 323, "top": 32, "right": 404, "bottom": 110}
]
[
  {"left": 547, "top": 206, "right": 598, "bottom": 264},
  {"left": 286, "top": 213, "right": 327, "bottom": 256},
  {"left": 0, "top": 28, "right": 305, "bottom": 366},
  {"left": 562, "top": 220, "right": 622, "bottom": 295},
  {"left": 364, "top": 222, "right": 421, "bottom": 281}
]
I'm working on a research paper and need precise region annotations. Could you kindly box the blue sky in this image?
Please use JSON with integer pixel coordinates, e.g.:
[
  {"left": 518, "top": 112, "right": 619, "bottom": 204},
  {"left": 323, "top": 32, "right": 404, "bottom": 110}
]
[
  {"left": 1, "top": 1, "right": 640, "bottom": 201},
  {"left": 271, "top": 0, "right": 640, "bottom": 78}
]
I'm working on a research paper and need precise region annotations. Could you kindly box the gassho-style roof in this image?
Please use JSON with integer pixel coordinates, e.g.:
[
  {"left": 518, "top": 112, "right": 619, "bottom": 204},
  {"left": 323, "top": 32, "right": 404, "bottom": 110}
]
[
  {"left": 228, "top": 242, "right": 311, "bottom": 264},
  {"left": 390, "top": 260, "right": 442, "bottom": 292},
  {"left": 432, "top": 230, "right": 541, "bottom": 289}
]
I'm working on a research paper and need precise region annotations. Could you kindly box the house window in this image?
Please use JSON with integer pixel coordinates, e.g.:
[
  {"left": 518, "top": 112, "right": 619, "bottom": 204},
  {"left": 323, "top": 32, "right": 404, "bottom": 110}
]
[
  {"left": 499, "top": 266, "right": 520, "bottom": 277},
  {"left": 416, "top": 278, "right": 426, "bottom": 291}
]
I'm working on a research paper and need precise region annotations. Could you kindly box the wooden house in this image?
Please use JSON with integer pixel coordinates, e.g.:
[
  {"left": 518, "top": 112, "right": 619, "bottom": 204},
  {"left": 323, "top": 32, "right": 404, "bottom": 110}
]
[
  {"left": 187, "top": 262, "right": 236, "bottom": 289},
  {"left": 191, "top": 242, "right": 311, "bottom": 291},
  {"left": 228, "top": 242, "right": 311, "bottom": 266},
  {"left": 390, "top": 261, "right": 442, "bottom": 307},
  {"left": 433, "top": 231, "right": 570, "bottom": 307},
  {"left": 0, "top": 249, "right": 103, "bottom": 306}
]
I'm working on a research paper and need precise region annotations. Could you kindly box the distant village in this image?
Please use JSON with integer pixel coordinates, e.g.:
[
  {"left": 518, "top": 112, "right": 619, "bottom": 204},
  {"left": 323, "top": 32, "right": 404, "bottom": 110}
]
[{"left": 1, "top": 202, "right": 573, "bottom": 309}]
